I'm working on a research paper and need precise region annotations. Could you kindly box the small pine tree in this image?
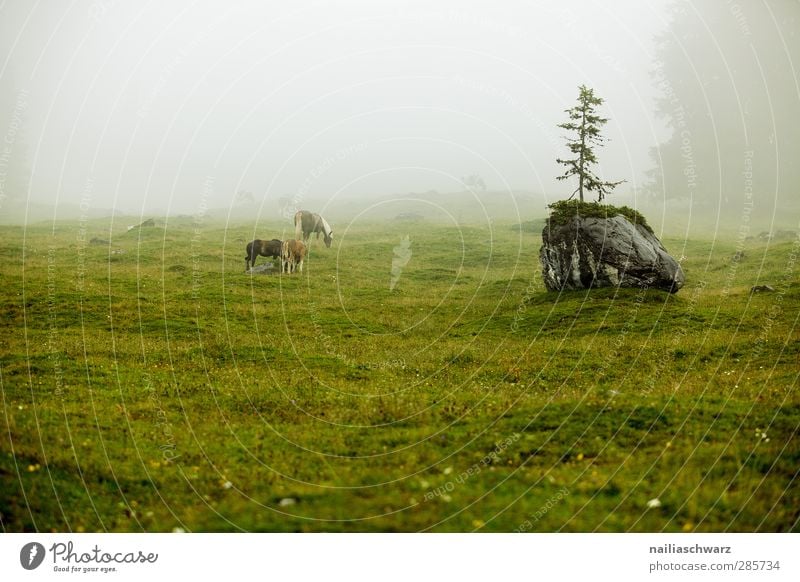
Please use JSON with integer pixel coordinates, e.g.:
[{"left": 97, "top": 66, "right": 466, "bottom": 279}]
[{"left": 556, "top": 85, "right": 624, "bottom": 202}]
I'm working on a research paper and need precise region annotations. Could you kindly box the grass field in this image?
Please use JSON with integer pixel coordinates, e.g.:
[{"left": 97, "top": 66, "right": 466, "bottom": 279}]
[{"left": 1, "top": 215, "right": 798, "bottom": 532}]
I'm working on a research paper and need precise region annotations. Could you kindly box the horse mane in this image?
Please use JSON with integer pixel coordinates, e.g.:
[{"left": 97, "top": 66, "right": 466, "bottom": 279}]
[{"left": 318, "top": 215, "right": 332, "bottom": 236}]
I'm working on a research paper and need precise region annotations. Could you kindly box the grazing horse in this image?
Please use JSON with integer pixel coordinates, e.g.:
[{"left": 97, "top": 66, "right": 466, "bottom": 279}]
[
  {"left": 294, "top": 210, "right": 333, "bottom": 248},
  {"left": 245, "top": 239, "right": 283, "bottom": 271},
  {"left": 281, "top": 239, "right": 306, "bottom": 273}
]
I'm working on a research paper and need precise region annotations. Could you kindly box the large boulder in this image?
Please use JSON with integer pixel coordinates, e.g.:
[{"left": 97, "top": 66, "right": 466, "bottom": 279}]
[{"left": 540, "top": 214, "right": 684, "bottom": 293}]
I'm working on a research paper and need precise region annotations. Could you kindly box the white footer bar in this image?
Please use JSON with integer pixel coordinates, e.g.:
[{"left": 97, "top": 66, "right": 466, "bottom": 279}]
[{"left": 2, "top": 533, "right": 797, "bottom": 581}]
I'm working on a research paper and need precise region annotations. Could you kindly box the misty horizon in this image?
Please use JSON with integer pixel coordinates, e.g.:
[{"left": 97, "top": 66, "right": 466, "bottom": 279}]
[{"left": 1, "top": 1, "right": 798, "bottom": 224}]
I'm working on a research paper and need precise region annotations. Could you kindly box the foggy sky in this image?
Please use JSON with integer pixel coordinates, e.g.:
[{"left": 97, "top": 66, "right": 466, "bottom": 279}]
[{"left": 0, "top": 0, "right": 766, "bottom": 217}]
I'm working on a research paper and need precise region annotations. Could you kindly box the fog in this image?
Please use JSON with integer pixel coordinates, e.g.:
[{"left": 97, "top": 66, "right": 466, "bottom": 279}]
[{"left": 1, "top": 1, "right": 797, "bottom": 227}]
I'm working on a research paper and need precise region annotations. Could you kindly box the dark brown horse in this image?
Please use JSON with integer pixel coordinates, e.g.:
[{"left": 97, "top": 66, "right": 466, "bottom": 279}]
[{"left": 246, "top": 239, "right": 282, "bottom": 271}]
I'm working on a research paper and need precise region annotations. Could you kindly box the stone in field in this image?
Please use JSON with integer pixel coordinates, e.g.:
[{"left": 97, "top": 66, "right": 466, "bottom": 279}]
[{"left": 540, "top": 214, "right": 684, "bottom": 293}]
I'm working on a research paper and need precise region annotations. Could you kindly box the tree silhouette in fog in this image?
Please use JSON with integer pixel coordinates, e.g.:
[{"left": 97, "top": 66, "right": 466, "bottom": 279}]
[{"left": 646, "top": 1, "right": 799, "bottom": 212}]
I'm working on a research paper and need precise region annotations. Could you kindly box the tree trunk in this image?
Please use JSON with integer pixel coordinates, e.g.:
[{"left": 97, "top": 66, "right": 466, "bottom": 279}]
[{"left": 578, "top": 105, "right": 586, "bottom": 202}]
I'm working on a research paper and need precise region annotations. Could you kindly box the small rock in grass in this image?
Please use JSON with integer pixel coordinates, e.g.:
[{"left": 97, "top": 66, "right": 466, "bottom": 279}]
[{"left": 248, "top": 264, "right": 274, "bottom": 275}]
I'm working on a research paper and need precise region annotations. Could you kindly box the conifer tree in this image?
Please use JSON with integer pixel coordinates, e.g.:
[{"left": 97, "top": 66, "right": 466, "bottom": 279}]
[{"left": 556, "top": 85, "right": 623, "bottom": 202}]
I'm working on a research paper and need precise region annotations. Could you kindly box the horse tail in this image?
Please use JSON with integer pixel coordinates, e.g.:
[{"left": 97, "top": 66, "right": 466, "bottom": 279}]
[{"left": 294, "top": 211, "right": 303, "bottom": 241}]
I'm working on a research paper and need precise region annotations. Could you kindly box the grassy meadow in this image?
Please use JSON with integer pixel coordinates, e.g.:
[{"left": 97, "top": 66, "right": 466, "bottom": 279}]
[{"left": 1, "top": 215, "right": 798, "bottom": 532}]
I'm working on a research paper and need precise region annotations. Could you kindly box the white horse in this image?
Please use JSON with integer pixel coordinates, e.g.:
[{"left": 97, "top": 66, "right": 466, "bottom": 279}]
[{"left": 294, "top": 210, "right": 333, "bottom": 248}]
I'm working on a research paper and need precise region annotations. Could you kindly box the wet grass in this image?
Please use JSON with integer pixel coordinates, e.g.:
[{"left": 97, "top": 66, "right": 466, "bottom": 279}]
[{"left": 1, "top": 217, "right": 798, "bottom": 532}]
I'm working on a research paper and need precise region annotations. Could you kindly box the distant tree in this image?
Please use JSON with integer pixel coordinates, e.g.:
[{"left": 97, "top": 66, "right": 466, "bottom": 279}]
[
  {"left": 462, "top": 174, "right": 486, "bottom": 193},
  {"left": 234, "top": 190, "right": 255, "bottom": 206},
  {"left": 0, "top": 75, "right": 31, "bottom": 214},
  {"left": 556, "top": 85, "right": 623, "bottom": 202},
  {"left": 645, "top": 1, "right": 800, "bottom": 208}
]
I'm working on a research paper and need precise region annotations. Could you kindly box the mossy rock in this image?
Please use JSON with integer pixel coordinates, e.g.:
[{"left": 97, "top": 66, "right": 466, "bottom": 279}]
[{"left": 546, "top": 200, "right": 653, "bottom": 234}]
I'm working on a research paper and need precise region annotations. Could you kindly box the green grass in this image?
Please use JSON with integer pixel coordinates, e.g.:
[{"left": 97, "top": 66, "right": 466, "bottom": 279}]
[{"left": 1, "top": 217, "right": 798, "bottom": 532}]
